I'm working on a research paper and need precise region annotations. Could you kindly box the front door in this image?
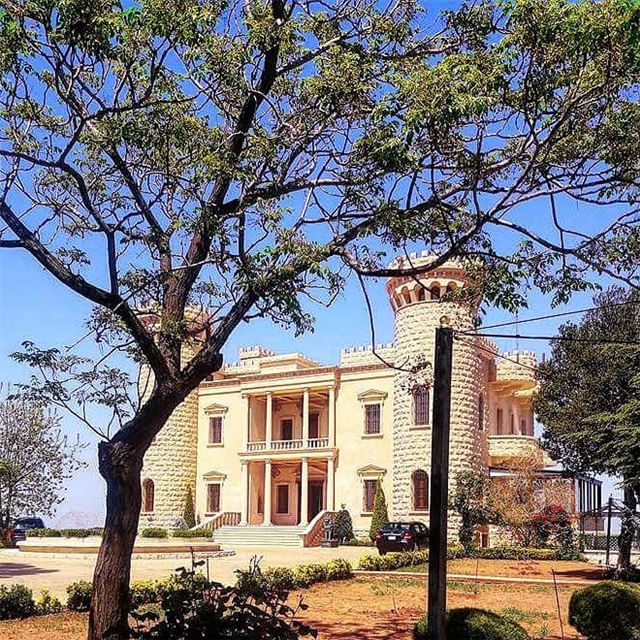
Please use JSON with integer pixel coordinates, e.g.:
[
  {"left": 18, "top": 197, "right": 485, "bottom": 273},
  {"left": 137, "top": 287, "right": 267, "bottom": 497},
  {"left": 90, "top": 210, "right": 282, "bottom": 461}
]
[{"left": 308, "top": 481, "right": 324, "bottom": 522}]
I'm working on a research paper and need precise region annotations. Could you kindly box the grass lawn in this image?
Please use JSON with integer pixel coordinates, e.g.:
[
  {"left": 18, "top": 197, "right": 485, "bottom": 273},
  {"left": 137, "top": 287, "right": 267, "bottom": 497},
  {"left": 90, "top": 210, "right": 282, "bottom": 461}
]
[{"left": 0, "top": 575, "right": 584, "bottom": 639}]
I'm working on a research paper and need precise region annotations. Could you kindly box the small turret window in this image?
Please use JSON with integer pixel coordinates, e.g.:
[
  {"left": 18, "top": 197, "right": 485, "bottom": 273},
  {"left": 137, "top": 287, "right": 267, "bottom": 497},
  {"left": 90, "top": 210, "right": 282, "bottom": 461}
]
[
  {"left": 412, "top": 470, "right": 429, "bottom": 511},
  {"left": 478, "top": 395, "right": 485, "bottom": 431},
  {"left": 412, "top": 386, "right": 430, "bottom": 426},
  {"left": 430, "top": 284, "right": 441, "bottom": 300}
]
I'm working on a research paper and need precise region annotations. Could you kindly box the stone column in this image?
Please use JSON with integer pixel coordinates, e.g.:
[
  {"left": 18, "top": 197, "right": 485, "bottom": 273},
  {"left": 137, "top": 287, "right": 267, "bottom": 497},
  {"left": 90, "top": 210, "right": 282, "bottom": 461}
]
[
  {"left": 240, "top": 461, "right": 248, "bottom": 525},
  {"left": 328, "top": 386, "right": 336, "bottom": 447},
  {"left": 302, "top": 387, "right": 310, "bottom": 445},
  {"left": 266, "top": 392, "right": 273, "bottom": 446},
  {"left": 263, "top": 459, "right": 272, "bottom": 526},
  {"left": 327, "top": 457, "right": 335, "bottom": 511},
  {"left": 243, "top": 394, "right": 251, "bottom": 450},
  {"left": 300, "top": 457, "right": 309, "bottom": 526}
]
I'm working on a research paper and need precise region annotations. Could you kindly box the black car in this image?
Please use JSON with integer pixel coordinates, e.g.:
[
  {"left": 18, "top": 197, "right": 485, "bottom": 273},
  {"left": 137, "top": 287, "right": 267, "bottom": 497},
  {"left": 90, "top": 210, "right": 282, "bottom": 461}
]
[
  {"left": 9, "top": 517, "right": 45, "bottom": 544},
  {"left": 374, "top": 521, "right": 429, "bottom": 555}
]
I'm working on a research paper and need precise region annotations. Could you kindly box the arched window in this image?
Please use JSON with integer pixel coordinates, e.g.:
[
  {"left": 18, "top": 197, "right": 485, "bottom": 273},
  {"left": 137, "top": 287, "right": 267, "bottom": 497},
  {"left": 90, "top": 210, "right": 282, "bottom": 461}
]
[
  {"left": 446, "top": 282, "right": 457, "bottom": 294},
  {"left": 478, "top": 394, "right": 485, "bottom": 431},
  {"left": 430, "top": 284, "right": 441, "bottom": 300},
  {"left": 417, "top": 287, "right": 426, "bottom": 302},
  {"left": 401, "top": 287, "right": 412, "bottom": 305},
  {"left": 142, "top": 479, "right": 155, "bottom": 513},
  {"left": 412, "top": 470, "right": 429, "bottom": 512},
  {"left": 413, "top": 385, "right": 430, "bottom": 426}
]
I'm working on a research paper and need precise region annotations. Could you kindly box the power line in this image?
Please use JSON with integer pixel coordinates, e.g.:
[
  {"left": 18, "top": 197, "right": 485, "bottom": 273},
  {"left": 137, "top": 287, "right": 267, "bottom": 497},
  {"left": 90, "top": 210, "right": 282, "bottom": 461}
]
[
  {"left": 458, "top": 332, "right": 640, "bottom": 346},
  {"left": 475, "top": 300, "right": 640, "bottom": 331}
]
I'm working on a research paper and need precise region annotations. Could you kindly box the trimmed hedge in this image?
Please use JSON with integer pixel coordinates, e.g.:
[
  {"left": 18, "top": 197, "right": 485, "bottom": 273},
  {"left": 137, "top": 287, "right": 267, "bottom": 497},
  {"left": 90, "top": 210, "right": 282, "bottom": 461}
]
[
  {"left": 357, "top": 546, "right": 465, "bottom": 572},
  {"left": 470, "top": 546, "right": 585, "bottom": 562},
  {"left": 140, "top": 527, "right": 168, "bottom": 539},
  {"left": 569, "top": 581, "right": 640, "bottom": 640},
  {"left": 413, "top": 608, "right": 530, "bottom": 640},
  {"left": 171, "top": 529, "right": 210, "bottom": 539},
  {"left": 341, "top": 538, "right": 374, "bottom": 547},
  {"left": 236, "top": 558, "right": 352, "bottom": 594},
  {"left": 27, "top": 528, "right": 104, "bottom": 538}
]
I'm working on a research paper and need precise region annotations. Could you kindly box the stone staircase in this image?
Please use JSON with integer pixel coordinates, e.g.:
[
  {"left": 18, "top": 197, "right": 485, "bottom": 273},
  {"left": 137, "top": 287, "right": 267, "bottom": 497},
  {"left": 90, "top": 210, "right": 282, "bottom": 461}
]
[{"left": 212, "top": 525, "right": 306, "bottom": 548}]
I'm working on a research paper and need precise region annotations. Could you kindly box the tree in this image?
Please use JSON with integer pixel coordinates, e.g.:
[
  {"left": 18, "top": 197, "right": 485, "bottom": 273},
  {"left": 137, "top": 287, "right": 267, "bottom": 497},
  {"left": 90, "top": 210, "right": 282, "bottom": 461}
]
[
  {"left": 183, "top": 485, "right": 196, "bottom": 529},
  {"left": 369, "top": 479, "right": 389, "bottom": 541},
  {"left": 535, "top": 287, "right": 640, "bottom": 569},
  {"left": 0, "top": 394, "right": 86, "bottom": 539},
  {"left": 450, "top": 470, "right": 496, "bottom": 552},
  {"left": 489, "top": 453, "right": 573, "bottom": 547},
  {"left": 1, "top": 1, "right": 640, "bottom": 637}
]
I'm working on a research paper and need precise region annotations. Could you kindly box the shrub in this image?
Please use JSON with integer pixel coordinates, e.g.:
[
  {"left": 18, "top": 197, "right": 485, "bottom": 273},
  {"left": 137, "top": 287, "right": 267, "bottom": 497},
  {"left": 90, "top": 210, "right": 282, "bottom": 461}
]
[
  {"left": 140, "top": 527, "right": 168, "bottom": 539},
  {"left": 341, "top": 537, "right": 374, "bottom": 547},
  {"left": 325, "top": 558, "right": 352, "bottom": 581},
  {"left": 130, "top": 564, "right": 316, "bottom": 639},
  {"left": 263, "top": 567, "right": 297, "bottom": 592},
  {"left": 292, "top": 563, "right": 328, "bottom": 588},
  {"left": 413, "top": 608, "right": 530, "bottom": 640},
  {"left": 333, "top": 507, "right": 355, "bottom": 542},
  {"left": 66, "top": 580, "right": 92, "bottom": 612},
  {"left": 569, "top": 582, "right": 640, "bottom": 640},
  {"left": 0, "top": 584, "right": 37, "bottom": 620},
  {"left": 35, "top": 590, "right": 62, "bottom": 615},
  {"left": 603, "top": 564, "right": 640, "bottom": 583},
  {"left": 369, "top": 479, "right": 389, "bottom": 541},
  {"left": 470, "top": 546, "right": 584, "bottom": 562},
  {"left": 357, "top": 546, "right": 465, "bottom": 571},
  {"left": 28, "top": 528, "right": 103, "bottom": 538},
  {"left": 171, "top": 528, "right": 209, "bottom": 538},
  {"left": 183, "top": 485, "right": 196, "bottom": 529}
]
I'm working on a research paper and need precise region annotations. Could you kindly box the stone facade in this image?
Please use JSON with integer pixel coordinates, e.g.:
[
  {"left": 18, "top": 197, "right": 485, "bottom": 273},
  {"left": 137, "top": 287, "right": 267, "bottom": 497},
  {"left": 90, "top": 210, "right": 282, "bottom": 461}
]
[{"left": 141, "top": 255, "right": 597, "bottom": 542}]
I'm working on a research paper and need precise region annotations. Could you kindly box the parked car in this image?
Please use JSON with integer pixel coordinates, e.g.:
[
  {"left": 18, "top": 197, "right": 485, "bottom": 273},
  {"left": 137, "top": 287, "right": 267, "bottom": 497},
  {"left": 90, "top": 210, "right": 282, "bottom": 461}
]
[
  {"left": 9, "top": 517, "right": 45, "bottom": 545},
  {"left": 374, "top": 521, "right": 429, "bottom": 554}
]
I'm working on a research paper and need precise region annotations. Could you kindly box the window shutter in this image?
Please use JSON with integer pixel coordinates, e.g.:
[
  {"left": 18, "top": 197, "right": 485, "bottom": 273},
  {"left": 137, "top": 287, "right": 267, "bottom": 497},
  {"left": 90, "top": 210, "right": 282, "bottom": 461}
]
[{"left": 207, "top": 484, "right": 221, "bottom": 513}]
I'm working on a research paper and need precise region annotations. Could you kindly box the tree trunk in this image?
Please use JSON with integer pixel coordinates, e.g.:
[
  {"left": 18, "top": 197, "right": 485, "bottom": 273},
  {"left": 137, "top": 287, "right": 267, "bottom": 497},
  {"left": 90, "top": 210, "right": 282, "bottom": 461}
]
[
  {"left": 88, "top": 440, "right": 144, "bottom": 640},
  {"left": 617, "top": 482, "right": 638, "bottom": 570}
]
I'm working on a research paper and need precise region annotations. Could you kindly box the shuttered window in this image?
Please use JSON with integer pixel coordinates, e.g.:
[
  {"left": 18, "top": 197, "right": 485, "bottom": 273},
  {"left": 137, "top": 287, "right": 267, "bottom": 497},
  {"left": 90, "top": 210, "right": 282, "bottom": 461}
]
[
  {"left": 209, "top": 416, "right": 223, "bottom": 444},
  {"left": 413, "top": 386, "right": 430, "bottom": 426},
  {"left": 364, "top": 404, "right": 381, "bottom": 434},
  {"left": 276, "top": 485, "right": 289, "bottom": 514},
  {"left": 363, "top": 479, "right": 377, "bottom": 512},
  {"left": 142, "top": 479, "right": 154, "bottom": 513},
  {"left": 412, "top": 470, "right": 429, "bottom": 511},
  {"left": 207, "top": 483, "right": 221, "bottom": 513}
]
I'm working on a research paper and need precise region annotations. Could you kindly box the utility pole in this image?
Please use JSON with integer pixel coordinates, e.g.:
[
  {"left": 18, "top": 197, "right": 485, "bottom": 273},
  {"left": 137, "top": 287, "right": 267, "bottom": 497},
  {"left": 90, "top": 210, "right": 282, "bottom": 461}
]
[{"left": 427, "top": 324, "right": 454, "bottom": 640}]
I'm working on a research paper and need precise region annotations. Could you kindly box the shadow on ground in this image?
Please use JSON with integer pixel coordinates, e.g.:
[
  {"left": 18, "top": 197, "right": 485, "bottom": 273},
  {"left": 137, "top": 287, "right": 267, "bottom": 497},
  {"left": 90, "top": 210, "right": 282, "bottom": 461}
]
[{"left": 0, "top": 563, "right": 58, "bottom": 578}]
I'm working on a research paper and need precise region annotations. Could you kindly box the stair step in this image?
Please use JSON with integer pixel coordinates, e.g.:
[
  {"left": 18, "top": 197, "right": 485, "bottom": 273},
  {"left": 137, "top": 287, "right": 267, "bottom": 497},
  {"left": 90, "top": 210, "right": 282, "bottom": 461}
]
[{"left": 212, "top": 525, "right": 306, "bottom": 547}]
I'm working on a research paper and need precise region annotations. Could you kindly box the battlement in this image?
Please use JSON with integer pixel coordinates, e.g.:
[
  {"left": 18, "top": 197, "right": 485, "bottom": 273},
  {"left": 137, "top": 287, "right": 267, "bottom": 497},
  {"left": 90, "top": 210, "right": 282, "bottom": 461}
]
[
  {"left": 340, "top": 342, "right": 395, "bottom": 367},
  {"left": 238, "top": 346, "right": 276, "bottom": 361},
  {"left": 496, "top": 350, "right": 537, "bottom": 382}
]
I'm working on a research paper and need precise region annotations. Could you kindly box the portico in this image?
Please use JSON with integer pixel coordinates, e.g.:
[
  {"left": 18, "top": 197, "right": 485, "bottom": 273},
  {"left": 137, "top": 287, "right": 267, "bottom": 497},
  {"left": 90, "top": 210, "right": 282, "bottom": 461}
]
[{"left": 239, "top": 456, "right": 335, "bottom": 526}]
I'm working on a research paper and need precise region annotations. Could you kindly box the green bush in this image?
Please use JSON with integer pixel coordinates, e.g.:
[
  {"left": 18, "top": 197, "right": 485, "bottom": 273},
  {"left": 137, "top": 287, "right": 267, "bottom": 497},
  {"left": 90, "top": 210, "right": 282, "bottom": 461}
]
[
  {"left": 332, "top": 507, "right": 355, "bottom": 542},
  {"left": 28, "top": 528, "right": 103, "bottom": 538},
  {"left": 357, "top": 545, "right": 465, "bottom": 571},
  {"left": 292, "top": 563, "right": 328, "bottom": 587},
  {"left": 171, "top": 528, "right": 209, "bottom": 539},
  {"left": 0, "top": 584, "right": 37, "bottom": 620},
  {"left": 35, "top": 590, "right": 63, "bottom": 615},
  {"left": 183, "top": 485, "right": 196, "bottom": 529},
  {"left": 263, "top": 567, "right": 297, "bottom": 592},
  {"left": 140, "top": 527, "right": 168, "bottom": 538},
  {"left": 66, "top": 580, "right": 92, "bottom": 612},
  {"left": 569, "top": 582, "right": 640, "bottom": 640},
  {"left": 471, "top": 546, "right": 584, "bottom": 562},
  {"left": 413, "top": 608, "right": 529, "bottom": 640},
  {"left": 369, "top": 479, "right": 389, "bottom": 541},
  {"left": 325, "top": 558, "right": 352, "bottom": 581},
  {"left": 341, "top": 537, "right": 374, "bottom": 547}
]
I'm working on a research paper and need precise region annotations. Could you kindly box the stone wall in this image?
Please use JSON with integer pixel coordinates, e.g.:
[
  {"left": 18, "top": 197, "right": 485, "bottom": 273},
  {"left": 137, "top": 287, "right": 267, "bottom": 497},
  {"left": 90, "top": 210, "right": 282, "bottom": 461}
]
[
  {"left": 140, "top": 341, "right": 200, "bottom": 530},
  {"left": 391, "top": 299, "right": 485, "bottom": 540},
  {"left": 339, "top": 343, "right": 396, "bottom": 367}
]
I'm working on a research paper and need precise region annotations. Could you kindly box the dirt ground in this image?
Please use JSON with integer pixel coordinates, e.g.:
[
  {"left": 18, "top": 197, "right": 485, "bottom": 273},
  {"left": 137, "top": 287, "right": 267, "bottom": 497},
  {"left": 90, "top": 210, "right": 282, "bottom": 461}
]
[{"left": 0, "top": 575, "right": 584, "bottom": 640}]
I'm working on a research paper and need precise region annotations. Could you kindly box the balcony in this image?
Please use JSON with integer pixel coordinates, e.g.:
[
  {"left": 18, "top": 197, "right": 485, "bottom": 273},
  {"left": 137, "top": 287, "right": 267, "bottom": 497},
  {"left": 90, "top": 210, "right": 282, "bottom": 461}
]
[{"left": 245, "top": 437, "right": 330, "bottom": 454}]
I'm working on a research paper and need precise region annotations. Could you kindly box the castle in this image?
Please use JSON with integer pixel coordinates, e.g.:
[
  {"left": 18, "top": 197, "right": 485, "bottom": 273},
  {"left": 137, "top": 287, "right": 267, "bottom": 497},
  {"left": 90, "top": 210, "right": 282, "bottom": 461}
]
[{"left": 140, "top": 254, "right": 601, "bottom": 546}]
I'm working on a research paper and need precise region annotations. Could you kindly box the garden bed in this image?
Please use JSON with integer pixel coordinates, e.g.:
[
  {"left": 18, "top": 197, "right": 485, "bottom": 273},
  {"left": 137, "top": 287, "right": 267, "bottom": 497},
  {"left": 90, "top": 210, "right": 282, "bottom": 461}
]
[{"left": 0, "top": 576, "right": 586, "bottom": 639}]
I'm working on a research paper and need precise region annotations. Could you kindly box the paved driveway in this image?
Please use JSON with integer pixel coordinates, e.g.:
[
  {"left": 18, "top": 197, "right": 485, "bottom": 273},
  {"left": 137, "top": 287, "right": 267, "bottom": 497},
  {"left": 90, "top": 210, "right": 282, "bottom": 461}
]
[{"left": 0, "top": 546, "right": 376, "bottom": 599}]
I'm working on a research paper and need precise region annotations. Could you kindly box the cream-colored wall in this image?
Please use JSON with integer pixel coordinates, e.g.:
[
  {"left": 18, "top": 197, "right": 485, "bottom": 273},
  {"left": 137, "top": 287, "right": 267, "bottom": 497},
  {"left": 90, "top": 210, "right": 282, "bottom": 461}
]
[
  {"left": 334, "top": 368, "right": 395, "bottom": 535},
  {"left": 195, "top": 385, "right": 246, "bottom": 520}
]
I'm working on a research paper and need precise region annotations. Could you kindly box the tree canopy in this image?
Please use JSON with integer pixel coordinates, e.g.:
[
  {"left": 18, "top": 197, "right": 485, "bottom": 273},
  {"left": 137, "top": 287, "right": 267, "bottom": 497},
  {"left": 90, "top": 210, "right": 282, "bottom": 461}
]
[{"left": 0, "top": 394, "right": 86, "bottom": 533}]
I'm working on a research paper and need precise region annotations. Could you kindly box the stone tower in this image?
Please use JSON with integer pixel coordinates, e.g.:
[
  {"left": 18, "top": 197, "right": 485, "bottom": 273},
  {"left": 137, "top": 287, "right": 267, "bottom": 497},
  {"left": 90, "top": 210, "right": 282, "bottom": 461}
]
[
  {"left": 387, "top": 253, "right": 486, "bottom": 536},
  {"left": 139, "top": 312, "right": 207, "bottom": 530}
]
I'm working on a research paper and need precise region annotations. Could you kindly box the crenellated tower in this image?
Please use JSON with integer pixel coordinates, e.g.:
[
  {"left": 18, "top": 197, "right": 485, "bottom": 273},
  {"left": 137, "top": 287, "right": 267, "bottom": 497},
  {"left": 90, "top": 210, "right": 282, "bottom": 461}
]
[{"left": 387, "top": 253, "right": 486, "bottom": 536}]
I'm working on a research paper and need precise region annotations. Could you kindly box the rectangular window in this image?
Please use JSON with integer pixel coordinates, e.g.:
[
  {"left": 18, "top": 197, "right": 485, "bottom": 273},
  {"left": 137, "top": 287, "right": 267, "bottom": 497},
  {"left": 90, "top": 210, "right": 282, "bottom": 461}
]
[
  {"left": 496, "top": 408, "right": 504, "bottom": 434},
  {"left": 209, "top": 416, "right": 223, "bottom": 444},
  {"left": 281, "top": 419, "right": 293, "bottom": 441},
  {"left": 509, "top": 413, "right": 515, "bottom": 434},
  {"left": 520, "top": 418, "right": 527, "bottom": 434},
  {"left": 309, "top": 413, "right": 320, "bottom": 439},
  {"left": 276, "top": 485, "right": 289, "bottom": 514},
  {"left": 364, "top": 404, "right": 381, "bottom": 434},
  {"left": 207, "top": 484, "right": 221, "bottom": 513},
  {"left": 363, "top": 479, "right": 377, "bottom": 512}
]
